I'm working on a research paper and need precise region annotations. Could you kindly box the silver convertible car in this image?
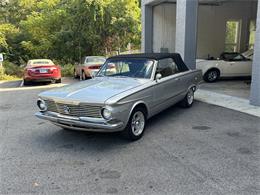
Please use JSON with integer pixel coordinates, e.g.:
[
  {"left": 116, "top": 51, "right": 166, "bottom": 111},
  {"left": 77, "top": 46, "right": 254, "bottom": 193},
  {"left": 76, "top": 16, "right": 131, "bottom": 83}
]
[{"left": 35, "top": 53, "right": 202, "bottom": 140}]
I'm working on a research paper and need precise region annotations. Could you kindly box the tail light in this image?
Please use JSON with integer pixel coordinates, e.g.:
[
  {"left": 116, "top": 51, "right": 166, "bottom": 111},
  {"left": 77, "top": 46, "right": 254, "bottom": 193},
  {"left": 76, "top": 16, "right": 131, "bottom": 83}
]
[
  {"left": 49, "top": 67, "right": 57, "bottom": 70},
  {"left": 49, "top": 67, "right": 58, "bottom": 73},
  {"left": 27, "top": 68, "right": 37, "bottom": 73},
  {"left": 88, "top": 65, "right": 100, "bottom": 69}
]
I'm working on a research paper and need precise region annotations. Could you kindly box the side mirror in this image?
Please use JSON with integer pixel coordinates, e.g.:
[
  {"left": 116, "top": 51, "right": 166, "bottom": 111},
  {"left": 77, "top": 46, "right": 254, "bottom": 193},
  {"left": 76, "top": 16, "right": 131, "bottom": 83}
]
[{"left": 155, "top": 73, "right": 162, "bottom": 81}]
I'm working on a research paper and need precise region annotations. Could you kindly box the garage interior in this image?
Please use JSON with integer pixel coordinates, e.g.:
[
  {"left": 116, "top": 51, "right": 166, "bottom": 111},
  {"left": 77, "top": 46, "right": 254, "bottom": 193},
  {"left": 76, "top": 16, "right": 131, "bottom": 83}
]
[
  {"left": 142, "top": 0, "right": 259, "bottom": 105},
  {"left": 152, "top": 0, "right": 257, "bottom": 58}
]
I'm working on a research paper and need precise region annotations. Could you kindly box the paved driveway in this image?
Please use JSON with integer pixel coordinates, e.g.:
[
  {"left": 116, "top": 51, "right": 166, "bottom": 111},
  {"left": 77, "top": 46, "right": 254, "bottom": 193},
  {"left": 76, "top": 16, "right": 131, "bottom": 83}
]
[
  {"left": 200, "top": 78, "right": 251, "bottom": 99},
  {"left": 0, "top": 80, "right": 259, "bottom": 194}
]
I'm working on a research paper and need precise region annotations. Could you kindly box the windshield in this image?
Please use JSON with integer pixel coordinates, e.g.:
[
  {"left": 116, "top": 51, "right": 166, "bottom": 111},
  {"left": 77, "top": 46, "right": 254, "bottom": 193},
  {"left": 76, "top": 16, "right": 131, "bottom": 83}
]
[
  {"left": 242, "top": 49, "right": 254, "bottom": 58},
  {"left": 221, "top": 53, "right": 245, "bottom": 61},
  {"left": 85, "top": 56, "right": 106, "bottom": 63},
  {"left": 30, "top": 60, "right": 54, "bottom": 66},
  {"left": 96, "top": 58, "right": 154, "bottom": 79}
]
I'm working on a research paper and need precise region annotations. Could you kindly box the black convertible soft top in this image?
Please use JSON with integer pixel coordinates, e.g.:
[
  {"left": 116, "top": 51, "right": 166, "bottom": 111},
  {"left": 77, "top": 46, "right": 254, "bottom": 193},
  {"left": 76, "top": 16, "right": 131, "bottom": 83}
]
[{"left": 107, "top": 53, "right": 189, "bottom": 72}]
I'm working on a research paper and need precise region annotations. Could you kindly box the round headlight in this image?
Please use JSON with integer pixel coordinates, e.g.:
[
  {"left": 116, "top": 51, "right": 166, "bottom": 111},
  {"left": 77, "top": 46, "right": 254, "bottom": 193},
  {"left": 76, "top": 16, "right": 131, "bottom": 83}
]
[
  {"left": 37, "top": 99, "right": 47, "bottom": 111},
  {"left": 102, "top": 108, "right": 112, "bottom": 120}
]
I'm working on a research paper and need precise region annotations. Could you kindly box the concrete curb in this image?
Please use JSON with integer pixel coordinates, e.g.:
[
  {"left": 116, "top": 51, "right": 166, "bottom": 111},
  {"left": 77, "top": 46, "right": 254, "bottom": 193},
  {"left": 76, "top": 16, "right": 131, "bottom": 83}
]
[{"left": 195, "top": 89, "right": 260, "bottom": 118}]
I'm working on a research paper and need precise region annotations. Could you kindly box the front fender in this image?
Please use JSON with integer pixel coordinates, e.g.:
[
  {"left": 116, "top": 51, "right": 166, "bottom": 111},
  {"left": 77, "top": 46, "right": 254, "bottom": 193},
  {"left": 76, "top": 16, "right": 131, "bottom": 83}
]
[{"left": 128, "top": 100, "right": 149, "bottom": 120}]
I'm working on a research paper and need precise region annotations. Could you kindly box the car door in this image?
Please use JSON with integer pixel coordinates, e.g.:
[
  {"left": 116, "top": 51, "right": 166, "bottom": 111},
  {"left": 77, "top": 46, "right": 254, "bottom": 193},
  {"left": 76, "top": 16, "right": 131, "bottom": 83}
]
[
  {"left": 152, "top": 58, "right": 183, "bottom": 114},
  {"left": 223, "top": 54, "right": 252, "bottom": 76}
]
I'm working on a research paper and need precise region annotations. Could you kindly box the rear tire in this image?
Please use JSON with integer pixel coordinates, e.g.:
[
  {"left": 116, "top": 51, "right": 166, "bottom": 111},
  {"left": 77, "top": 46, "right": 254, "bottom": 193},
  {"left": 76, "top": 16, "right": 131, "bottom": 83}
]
[
  {"left": 122, "top": 107, "right": 146, "bottom": 141},
  {"left": 204, "top": 69, "right": 220, "bottom": 82},
  {"left": 179, "top": 88, "right": 194, "bottom": 108},
  {"left": 56, "top": 78, "right": 61, "bottom": 83}
]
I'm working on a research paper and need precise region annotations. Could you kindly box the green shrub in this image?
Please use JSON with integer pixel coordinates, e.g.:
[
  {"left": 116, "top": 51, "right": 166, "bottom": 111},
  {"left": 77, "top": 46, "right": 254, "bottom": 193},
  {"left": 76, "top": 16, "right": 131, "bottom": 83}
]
[
  {"left": 61, "top": 63, "right": 74, "bottom": 77},
  {"left": 3, "top": 61, "right": 23, "bottom": 77},
  {"left": 0, "top": 66, "right": 5, "bottom": 80},
  {"left": 0, "top": 66, "right": 20, "bottom": 80}
]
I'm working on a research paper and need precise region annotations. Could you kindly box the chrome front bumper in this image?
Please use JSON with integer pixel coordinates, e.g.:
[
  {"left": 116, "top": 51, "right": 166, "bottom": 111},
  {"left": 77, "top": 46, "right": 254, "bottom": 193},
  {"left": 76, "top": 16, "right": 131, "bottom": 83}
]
[{"left": 35, "top": 111, "right": 124, "bottom": 132}]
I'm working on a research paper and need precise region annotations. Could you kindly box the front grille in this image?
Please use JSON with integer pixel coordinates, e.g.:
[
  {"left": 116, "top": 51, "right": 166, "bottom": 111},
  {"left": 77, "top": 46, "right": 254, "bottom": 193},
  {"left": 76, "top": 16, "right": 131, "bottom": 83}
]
[{"left": 45, "top": 99, "right": 102, "bottom": 118}]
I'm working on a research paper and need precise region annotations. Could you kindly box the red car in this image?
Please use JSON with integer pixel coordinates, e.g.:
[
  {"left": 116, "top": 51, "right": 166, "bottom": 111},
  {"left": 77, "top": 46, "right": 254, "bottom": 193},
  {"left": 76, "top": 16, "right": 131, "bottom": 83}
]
[{"left": 23, "top": 59, "right": 61, "bottom": 85}]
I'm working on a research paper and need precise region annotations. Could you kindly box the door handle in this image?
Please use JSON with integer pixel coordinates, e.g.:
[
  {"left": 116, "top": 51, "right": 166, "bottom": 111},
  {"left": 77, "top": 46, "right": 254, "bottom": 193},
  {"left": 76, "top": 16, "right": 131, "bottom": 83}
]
[{"left": 174, "top": 78, "right": 180, "bottom": 81}]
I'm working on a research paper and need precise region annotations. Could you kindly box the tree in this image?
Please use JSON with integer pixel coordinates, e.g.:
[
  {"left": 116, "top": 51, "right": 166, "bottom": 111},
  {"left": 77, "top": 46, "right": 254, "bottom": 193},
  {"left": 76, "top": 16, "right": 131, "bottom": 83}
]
[{"left": 0, "top": 0, "right": 141, "bottom": 65}]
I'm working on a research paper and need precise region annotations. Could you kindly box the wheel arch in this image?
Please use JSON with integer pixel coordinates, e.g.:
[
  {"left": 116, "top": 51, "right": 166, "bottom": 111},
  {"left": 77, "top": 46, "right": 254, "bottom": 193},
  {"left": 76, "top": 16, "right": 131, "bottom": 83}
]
[
  {"left": 128, "top": 101, "right": 149, "bottom": 121},
  {"left": 204, "top": 67, "right": 221, "bottom": 77},
  {"left": 187, "top": 84, "right": 197, "bottom": 93}
]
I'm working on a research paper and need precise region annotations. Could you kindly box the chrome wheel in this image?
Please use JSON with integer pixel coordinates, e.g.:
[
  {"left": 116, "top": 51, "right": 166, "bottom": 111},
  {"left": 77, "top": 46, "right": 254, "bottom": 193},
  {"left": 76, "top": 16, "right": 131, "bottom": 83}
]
[
  {"left": 187, "top": 89, "right": 194, "bottom": 105},
  {"left": 207, "top": 70, "right": 218, "bottom": 82},
  {"left": 131, "top": 111, "right": 145, "bottom": 136}
]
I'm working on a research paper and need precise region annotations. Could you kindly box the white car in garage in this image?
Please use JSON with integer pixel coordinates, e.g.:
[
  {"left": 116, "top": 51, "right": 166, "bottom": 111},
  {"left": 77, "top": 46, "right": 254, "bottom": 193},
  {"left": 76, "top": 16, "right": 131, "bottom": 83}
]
[{"left": 196, "top": 50, "right": 253, "bottom": 82}]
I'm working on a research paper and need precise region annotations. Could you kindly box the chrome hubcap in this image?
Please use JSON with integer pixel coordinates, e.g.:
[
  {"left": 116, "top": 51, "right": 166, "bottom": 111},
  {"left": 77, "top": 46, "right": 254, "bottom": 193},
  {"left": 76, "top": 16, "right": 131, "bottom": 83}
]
[
  {"left": 208, "top": 71, "right": 217, "bottom": 81},
  {"left": 187, "top": 89, "right": 194, "bottom": 105},
  {"left": 131, "top": 111, "right": 145, "bottom": 136}
]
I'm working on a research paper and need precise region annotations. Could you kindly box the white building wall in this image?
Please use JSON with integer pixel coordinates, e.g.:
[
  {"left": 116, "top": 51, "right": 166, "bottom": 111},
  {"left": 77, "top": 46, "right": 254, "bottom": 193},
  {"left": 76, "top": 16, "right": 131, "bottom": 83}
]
[
  {"left": 153, "top": 3, "right": 176, "bottom": 53},
  {"left": 250, "top": 0, "right": 260, "bottom": 106}
]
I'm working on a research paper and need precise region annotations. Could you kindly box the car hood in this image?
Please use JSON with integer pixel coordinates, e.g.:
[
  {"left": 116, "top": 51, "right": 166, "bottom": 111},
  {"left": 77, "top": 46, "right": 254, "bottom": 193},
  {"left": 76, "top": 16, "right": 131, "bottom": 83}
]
[{"left": 39, "top": 77, "right": 149, "bottom": 104}]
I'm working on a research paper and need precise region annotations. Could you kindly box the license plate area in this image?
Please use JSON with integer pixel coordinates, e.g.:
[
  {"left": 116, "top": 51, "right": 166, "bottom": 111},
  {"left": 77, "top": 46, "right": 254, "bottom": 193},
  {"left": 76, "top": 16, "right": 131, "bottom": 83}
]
[{"left": 39, "top": 69, "right": 48, "bottom": 73}]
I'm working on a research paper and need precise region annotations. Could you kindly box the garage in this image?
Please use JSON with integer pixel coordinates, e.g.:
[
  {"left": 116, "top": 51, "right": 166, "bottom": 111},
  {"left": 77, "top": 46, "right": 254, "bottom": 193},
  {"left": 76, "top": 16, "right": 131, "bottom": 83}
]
[{"left": 142, "top": 0, "right": 260, "bottom": 106}]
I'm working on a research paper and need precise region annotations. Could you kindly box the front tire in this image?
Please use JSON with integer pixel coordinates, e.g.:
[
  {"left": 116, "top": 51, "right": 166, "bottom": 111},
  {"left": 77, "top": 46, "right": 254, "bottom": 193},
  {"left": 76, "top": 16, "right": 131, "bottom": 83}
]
[
  {"left": 180, "top": 88, "right": 194, "bottom": 108},
  {"left": 23, "top": 79, "right": 30, "bottom": 86},
  {"left": 204, "top": 69, "right": 220, "bottom": 82},
  {"left": 123, "top": 108, "right": 146, "bottom": 141}
]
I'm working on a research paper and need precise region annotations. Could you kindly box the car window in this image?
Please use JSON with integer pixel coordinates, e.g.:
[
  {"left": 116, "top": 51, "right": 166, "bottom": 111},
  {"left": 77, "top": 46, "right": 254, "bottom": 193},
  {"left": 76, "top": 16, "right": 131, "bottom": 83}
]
[
  {"left": 233, "top": 54, "right": 244, "bottom": 60},
  {"left": 97, "top": 59, "right": 154, "bottom": 79},
  {"left": 157, "top": 58, "right": 179, "bottom": 78},
  {"left": 32, "top": 61, "right": 52, "bottom": 65},
  {"left": 221, "top": 53, "right": 245, "bottom": 61},
  {"left": 85, "top": 56, "right": 106, "bottom": 63},
  {"left": 30, "top": 60, "right": 54, "bottom": 66}
]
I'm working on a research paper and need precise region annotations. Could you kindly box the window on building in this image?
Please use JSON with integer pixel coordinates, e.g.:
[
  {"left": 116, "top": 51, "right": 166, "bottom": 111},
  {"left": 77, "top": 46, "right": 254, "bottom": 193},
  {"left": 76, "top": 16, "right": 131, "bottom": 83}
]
[
  {"left": 225, "top": 20, "right": 241, "bottom": 52},
  {"left": 249, "top": 20, "right": 256, "bottom": 49}
]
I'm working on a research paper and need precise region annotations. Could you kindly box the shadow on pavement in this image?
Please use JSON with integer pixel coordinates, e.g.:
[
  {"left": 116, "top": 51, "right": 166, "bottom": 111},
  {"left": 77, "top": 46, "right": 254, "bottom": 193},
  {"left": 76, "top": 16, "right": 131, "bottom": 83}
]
[
  {"left": 217, "top": 76, "right": 251, "bottom": 84},
  {"left": 34, "top": 103, "right": 187, "bottom": 153},
  {"left": 36, "top": 129, "right": 131, "bottom": 154},
  {"left": 0, "top": 77, "right": 78, "bottom": 91},
  {"left": 0, "top": 80, "right": 22, "bottom": 88}
]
